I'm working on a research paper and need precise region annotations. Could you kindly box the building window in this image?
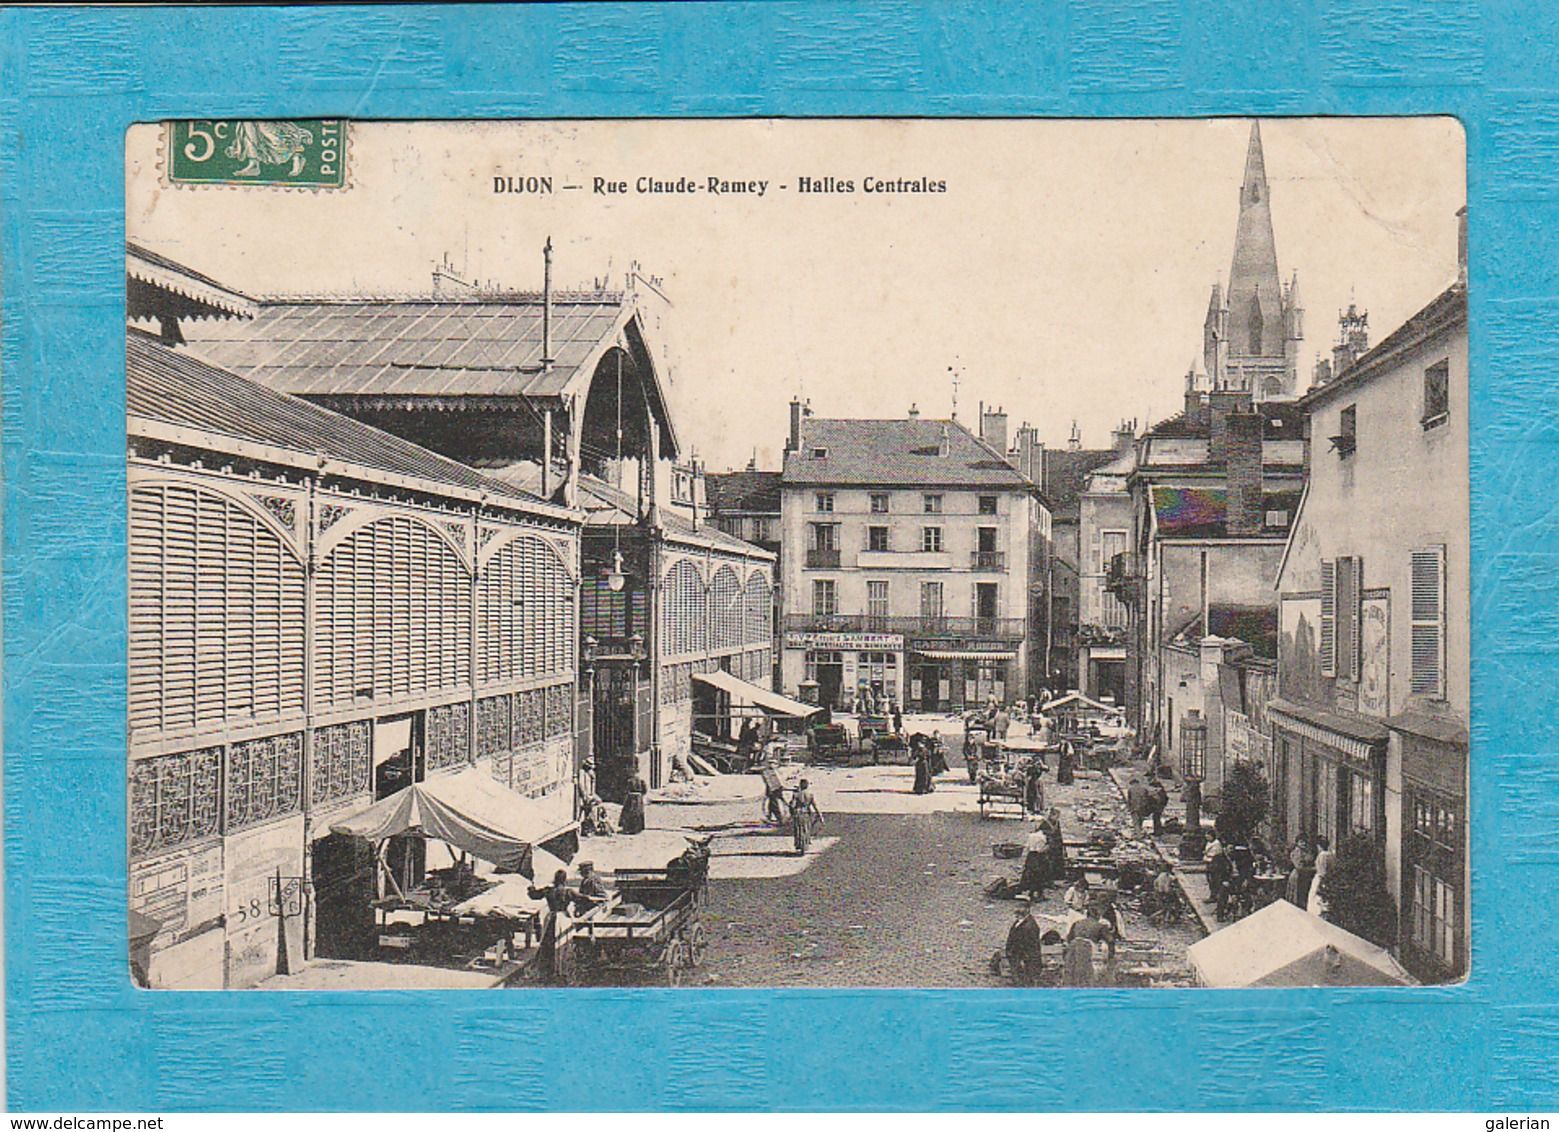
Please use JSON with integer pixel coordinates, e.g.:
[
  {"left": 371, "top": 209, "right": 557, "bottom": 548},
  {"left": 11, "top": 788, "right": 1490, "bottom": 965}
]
[
  {"left": 1348, "top": 770, "right": 1376, "bottom": 835},
  {"left": 923, "top": 494, "right": 942, "bottom": 514},
  {"left": 1410, "top": 866, "right": 1457, "bottom": 970},
  {"left": 867, "top": 580, "right": 889, "bottom": 621},
  {"left": 810, "top": 522, "right": 838, "bottom": 551},
  {"left": 1410, "top": 545, "right": 1447, "bottom": 697},
  {"left": 922, "top": 526, "right": 943, "bottom": 553},
  {"left": 920, "top": 581, "right": 943, "bottom": 620},
  {"left": 978, "top": 495, "right": 998, "bottom": 515},
  {"left": 1423, "top": 360, "right": 1450, "bottom": 429},
  {"left": 812, "top": 579, "right": 837, "bottom": 617},
  {"left": 1316, "top": 759, "right": 1340, "bottom": 847},
  {"left": 870, "top": 493, "right": 890, "bottom": 514},
  {"left": 867, "top": 526, "right": 891, "bottom": 552},
  {"left": 815, "top": 492, "right": 834, "bottom": 513},
  {"left": 810, "top": 448, "right": 828, "bottom": 459},
  {"left": 1331, "top": 404, "right": 1357, "bottom": 457}
]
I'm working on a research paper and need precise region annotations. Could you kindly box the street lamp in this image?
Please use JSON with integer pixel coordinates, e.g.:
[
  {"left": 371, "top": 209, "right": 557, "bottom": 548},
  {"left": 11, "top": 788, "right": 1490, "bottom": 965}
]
[
  {"left": 1180, "top": 709, "right": 1207, "bottom": 855},
  {"left": 607, "top": 549, "right": 628, "bottom": 593}
]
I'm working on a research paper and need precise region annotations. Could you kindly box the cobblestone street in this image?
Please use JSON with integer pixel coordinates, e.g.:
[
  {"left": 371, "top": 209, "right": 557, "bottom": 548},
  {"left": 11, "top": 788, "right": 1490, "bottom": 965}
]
[{"left": 640, "top": 716, "right": 1204, "bottom": 988}]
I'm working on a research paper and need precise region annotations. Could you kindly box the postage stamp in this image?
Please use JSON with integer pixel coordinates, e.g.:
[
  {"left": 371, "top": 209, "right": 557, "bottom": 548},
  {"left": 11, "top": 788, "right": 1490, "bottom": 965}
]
[{"left": 163, "top": 119, "right": 348, "bottom": 189}]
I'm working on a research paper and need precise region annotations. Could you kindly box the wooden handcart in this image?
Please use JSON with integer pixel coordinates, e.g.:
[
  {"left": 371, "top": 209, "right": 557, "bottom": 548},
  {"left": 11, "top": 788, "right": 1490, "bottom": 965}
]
[{"left": 565, "top": 869, "right": 707, "bottom": 986}]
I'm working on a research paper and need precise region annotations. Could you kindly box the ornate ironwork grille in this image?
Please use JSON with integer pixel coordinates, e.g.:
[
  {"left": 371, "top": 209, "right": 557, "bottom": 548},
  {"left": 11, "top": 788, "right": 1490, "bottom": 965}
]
[
  {"left": 425, "top": 702, "right": 471, "bottom": 772},
  {"left": 225, "top": 732, "right": 304, "bottom": 832},
  {"left": 311, "top": 720, "right": 371, "bottom": 807},
  {"left": 130, "top": 746, "right": 222, "bottom": 859}
]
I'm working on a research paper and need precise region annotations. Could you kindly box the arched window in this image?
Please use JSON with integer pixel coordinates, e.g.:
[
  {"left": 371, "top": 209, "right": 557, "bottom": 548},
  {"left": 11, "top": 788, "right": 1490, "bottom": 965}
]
[
  {"left": 710, "top": 565, "right": 743, "bottom": 652},
  {"left": 745, "top": 573, "right": 773, "bottom": 647},
  {"left": 316, "top": 514, "right": 472, "bottom": 707},
  {"left": 129, "top": 481, "right": 305, "bottom": 739},
  {"left": 662, "top": 559, "right": 706, "bottom": 657}
]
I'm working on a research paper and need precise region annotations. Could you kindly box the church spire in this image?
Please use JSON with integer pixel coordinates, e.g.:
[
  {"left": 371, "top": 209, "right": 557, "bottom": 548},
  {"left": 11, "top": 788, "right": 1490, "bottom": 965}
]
[{"left": 1224, "top": 121, "right": 1289, "bottom": 397}]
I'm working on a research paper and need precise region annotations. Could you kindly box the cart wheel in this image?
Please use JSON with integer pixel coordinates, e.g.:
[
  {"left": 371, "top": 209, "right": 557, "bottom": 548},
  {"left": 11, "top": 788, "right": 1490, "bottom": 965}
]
[
  {"left": 661, "top": 939, "right": 687, "bottom": 985},
  {"left": 685, "top": 921, "right": 708, "bottom": 967}
]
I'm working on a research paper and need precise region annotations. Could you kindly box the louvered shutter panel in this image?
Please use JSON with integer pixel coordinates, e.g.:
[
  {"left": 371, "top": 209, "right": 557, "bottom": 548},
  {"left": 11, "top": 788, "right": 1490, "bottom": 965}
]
[
  {"left": 1319, "top": 559, "right": 1337, "bottom": 678},
  {"left": 1348, "top": 557, "right": 1364, "bottom": 682},
  {"left": 1410, "top": 547, "right": 1446, "bottom": 696},
  {"left": 1335, "top": 556, "right": 1361, "bottom": 682},
  {"left": 129, "top": 487, "right": 167, "bottom": 736}
]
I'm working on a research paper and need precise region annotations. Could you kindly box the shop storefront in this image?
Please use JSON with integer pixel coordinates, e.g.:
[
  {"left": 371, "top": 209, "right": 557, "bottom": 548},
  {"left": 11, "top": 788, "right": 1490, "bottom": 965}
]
[
  {"left": 1391, "top": 711, "right": 1469, "bottom": 983},
  {"left": 786, "top": 631, "right": 905, "bottom": 712},
  {"left": 1268, "top": 700, "right": 1388, "bottom": 851},
  {"left": 908, "top": 646, "right": 1018, "bottom": 712}
]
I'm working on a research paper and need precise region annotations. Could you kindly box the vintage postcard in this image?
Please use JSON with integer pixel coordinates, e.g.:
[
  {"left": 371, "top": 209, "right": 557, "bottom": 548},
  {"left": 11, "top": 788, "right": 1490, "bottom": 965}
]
[{"left": 124, "top": 117, "right": 1467, "bottom": 992}]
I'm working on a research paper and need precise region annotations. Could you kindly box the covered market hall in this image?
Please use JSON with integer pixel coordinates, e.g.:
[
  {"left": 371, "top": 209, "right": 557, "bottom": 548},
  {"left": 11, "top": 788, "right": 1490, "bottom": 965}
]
[{"left": 127, "top": 245, "right": 585, "bottom": 989}]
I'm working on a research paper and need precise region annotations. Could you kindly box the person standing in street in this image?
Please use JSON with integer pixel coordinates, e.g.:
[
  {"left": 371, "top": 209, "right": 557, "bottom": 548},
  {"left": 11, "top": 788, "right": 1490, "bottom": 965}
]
[
  {"left": 1146, "top": 779, "right": 1169, "bottom": 835},
  {"left": 789, "top": 778, "right": 822, "bottom": 856},
  {"left": 994, "top": 705, "right": 1011, "bottom": 742},
  {"left": 1125, "top": 776, "right": 1151, "bottom": 833},
  {"left": 619, "top": 770, "right": 648, "bottom": 835},
  {"left": 911, "top": 741, "right": 934, "bottom": 795},
  {"left": 1307, "top": 836, "right": 1335, "bottom": 917},
  {"left": 1286, "top": 837, "right": 1316, "bottom": 908},
  {"left": 1019, "top": 822, "right": 1051, "bottom": 899},
  {"left": 1004, "top": 896, "right": 1046, "bottom": 986}
]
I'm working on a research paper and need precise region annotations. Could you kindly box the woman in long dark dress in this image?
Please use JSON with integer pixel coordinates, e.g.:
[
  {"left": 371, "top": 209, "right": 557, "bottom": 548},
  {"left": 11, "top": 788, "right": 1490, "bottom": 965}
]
[
  {"left": 790, "top": 779, "right": 822, "bottom": 855},
  {"left": 911, "top": 741, "right": 933, "bottom": 794},
  {"left": 1056, "top": 741, "right": 1075, "bottom": 786},
  {"left": 1041, "top": 808, "right": 1068, "bottom": 891},
  {"left": 619, "top": 772, "right": 648, "bottom": 834}
]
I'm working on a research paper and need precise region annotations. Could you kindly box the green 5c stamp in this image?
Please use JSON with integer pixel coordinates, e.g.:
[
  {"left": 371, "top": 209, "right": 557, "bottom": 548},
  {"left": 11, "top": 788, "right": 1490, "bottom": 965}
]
[{"left": 165, "top": 120, "right": 347, "bottom": 188}]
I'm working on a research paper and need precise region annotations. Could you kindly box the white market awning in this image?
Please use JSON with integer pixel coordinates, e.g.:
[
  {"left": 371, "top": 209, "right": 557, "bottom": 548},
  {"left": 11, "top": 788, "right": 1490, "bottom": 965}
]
[
  {"left": 330, "top": 768, "right": 575, "bottom": 873},
  {"left": 693, "top": 670, "right": 821, "bottom": 718},
  {"left": 913, "top": 649, "right": 1018, "bottom": 661}
]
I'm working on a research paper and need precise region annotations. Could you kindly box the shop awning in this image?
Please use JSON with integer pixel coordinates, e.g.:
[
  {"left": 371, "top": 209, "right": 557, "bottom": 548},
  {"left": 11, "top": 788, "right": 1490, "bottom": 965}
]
[
  {"left": 693, "top": 670, "right": 821, "bottom": 718},
  {"left": 913, "top": 649, "right": 1018, "bottom": 661},
  {"left": 1041, "top": 691, "right": 1124, "bottom": 716},
  {"left": 1187, "top": 900, "right": 1415, "bottom": 987},
  {"left": 330, "top": 768, "right": 575, "bottom": 873},
  {"left": 1268, "top": 698, "right": 1388, "bottom": 762}
]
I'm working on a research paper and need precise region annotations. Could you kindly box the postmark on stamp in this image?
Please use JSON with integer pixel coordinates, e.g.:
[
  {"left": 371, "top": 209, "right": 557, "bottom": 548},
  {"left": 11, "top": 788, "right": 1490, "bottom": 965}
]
[{"left": 164, "top": 120, "right": 348, "bottom": 189}]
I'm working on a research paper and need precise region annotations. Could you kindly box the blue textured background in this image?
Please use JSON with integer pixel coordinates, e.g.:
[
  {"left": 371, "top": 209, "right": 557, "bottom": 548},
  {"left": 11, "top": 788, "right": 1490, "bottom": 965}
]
[{"left": 3, "top": 1, "right": 1557, "bottom": 1112}]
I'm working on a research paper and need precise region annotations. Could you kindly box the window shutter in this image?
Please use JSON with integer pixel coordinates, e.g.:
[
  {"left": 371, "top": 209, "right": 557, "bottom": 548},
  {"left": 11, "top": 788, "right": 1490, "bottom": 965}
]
[
  {"left": 1411, "top": 546, "right": 1446, "bottom": 696},
  {"left": 1319, "top": 559, "right": 1337, "bottom": 677},
  {"left": 1349, "top": 558, "right": 1364, "bottom": 681},
  {"left": 1335, "top": 556, "right": 1362, "bottom": 682}
]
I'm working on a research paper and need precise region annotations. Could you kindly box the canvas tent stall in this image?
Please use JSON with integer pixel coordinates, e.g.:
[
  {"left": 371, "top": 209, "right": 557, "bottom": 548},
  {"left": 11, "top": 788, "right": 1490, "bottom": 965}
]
[
  {"left": 332, "top": 768, "right": 576, "bottom": 889},
  {"left": 1186, "top": 899, "right": 1415, "bottom": 988},
  {"left": 327, "top": 769, "right": 579, "bottom": 973}
]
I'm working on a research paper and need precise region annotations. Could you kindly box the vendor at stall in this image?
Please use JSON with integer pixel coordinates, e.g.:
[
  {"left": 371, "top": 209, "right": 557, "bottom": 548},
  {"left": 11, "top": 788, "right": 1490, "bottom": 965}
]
[
  {"left": 527, "top": 868, "right": 601, "bottom": 979},
  {"left": 1019, "top": 823, "right": 1051, "bottom": 899},
  {"left": 576, "top": 861, "right": 607, "bottom": 901}
]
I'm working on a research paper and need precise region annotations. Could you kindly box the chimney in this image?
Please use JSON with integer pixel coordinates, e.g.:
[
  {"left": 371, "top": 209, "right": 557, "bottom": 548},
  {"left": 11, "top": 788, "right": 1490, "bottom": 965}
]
[
  {"left": 1226, "top": 407, "right": 1264, "bottom": 536},
  {"left": 939, "top": 423, "right": 950, "bottom": 458},
  {"left": 980, "top": 406, "right": 1008, "bottom": 455},
  {"left": 542, "top": 237, "right": 554, "bottom": 368},
  {"left": 1184, "top": 370, "right": 1206, "bottom": 430},
  {"left": 787, "top": 397, "right": 804, "bottom": 453},
  {"left": 1112, "top": 420, "right": 1135, "bottom": 456},
  {"left": 1208, "top": 390, "right": 1248, "bottom": 463},
  {"left": 1457, "top": 206, "right": 1468, "bottom": 288},
  {"left": 907, "top": 403, "right": 919, "bottom": 419}
]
